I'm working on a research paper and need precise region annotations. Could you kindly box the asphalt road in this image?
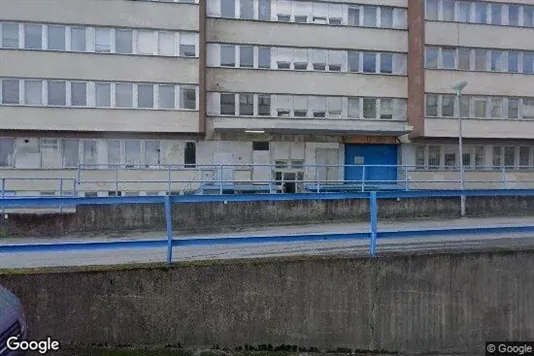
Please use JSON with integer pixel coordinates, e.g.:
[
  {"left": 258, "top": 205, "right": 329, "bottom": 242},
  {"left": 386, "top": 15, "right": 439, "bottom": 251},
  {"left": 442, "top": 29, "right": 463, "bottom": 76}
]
[{"left": 2, "top": 216, "right": 534, "bottom": 269}]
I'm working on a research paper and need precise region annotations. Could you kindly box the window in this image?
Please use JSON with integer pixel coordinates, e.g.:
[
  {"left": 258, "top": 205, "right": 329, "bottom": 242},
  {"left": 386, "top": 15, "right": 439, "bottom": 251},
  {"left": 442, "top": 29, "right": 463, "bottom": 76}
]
[
  {"left": 523, "top": 53, "right": 534, "bottom": 74},
  {"left": 95, "top": 83, "right": 111, "bottom": 108},
  {"left": 24, "top": 24, "right": 42, "bottom": 49},
  {"left": 462, "top": 148, "right": 471, "bottom": 167},
  {"left": 293, "top": 96, "right": 307, "bottom": 117},
  {"left": 442, "top": 95, "right": 455, "bottom": 117},
  {"left": 491, "top": 4, "right": 502, "bottom": 25},
  {"left": 258, "top": 47, "right": 271, "bottom": 68},
  {"left": 525, "top": 7, "right": 534, "bottom": 27},
  {"left": 158, "top": 32, "right": 175, "bottom": 56},
  {"left": 504, "top": 147, "right": 515, "bottom": 167},
  {"left": 348, "top": 98, "right": 360, "bottom": 118},
  {"left": 475, "top": 146, "right": 485, "bottom": 168},
  {"left": 520, "top": 147, "right": 530, "bottom": 167},
  {"left": 416, "top": 146, "right": 425, "bottom": 168},
  {"left": 184, "top": 142, "right": 196, "bottom": 167},
  {"left": 253, "top": 142, "right": 269, "bottom": 151},
  {"left": 116, "top": 29, "right": 133, "bottom": 54},
  {"left": 276, "top": 47, "right": 292, "bottom": 69},
  {"left": 493, "top": 147, "right": 502, "bottom": 167},
  {"left": 474, "top": 3, "right": 487, "bottom": 24},
  {"left": 428, "top": 146, "right": 441, "bottom": 168},
  {"left": 221, "top": 0, "right": 236, "bottom": 18},
  {"left": 1, "top": 80, "right": 19, "bottom": 104},
  {"left": 329, "top": 3, "right": 343, "bottom": 25},
  {"left": 442, "top": 48, "right": 456, "bottom": 69},
  {"left": 258, "top": 94, "right": 270, "bottom": 115},
  {"left": 116, "top": 83, "right": 133, "bottom": 108},
  {"left": 474, "top": 98, "right": 487, "bottom": 118},
  {"left": 508, "top": 98, "right": 519, "bottom": 118},
  {"left": 425, "top": 47, "right": 439, "bottom": 69},
  {"left": 426, "top": 95, "right": 438, "bottom": 116},
  {"left": 363, "top": 98, "right": 377, "bottom": 119},
  {"left": 380, "top": 98, "right": 393, "bottom": 119},
  {"left": 508, "top": 51, "right": 519, "bottom": 73},
  {"left": 444, "top": 147, "right": 456, "bottom": 168},
  {"left": 348, "top": 51, "right": 360, "bottom": 72},
  {"left": 71, "top": 82, "right": 87, "bottom": 106},
  {"left": 363, "top": 6, "right": 377, "bottom": 27},
  {"left": 474, "top": 50, "right": 487, "bottom": 71},
  {"left": 458, "top": 48, "right": 471, "bottom": 70},
  {"left": 24, "top": 80, "right": 42, "bottom": 105},
  {"left": 380, "top": 53, "right": 393, "bottom": 73},
  {"left": 1, "top": 23, "right": 19, "bottom": 48},
  {"left": 312, "top": 2, "right": 328, "bottom": 24},
  {"left": 489, "top": 98, "right": 502, "bottom": 118},
  {"left": 71, "top": 27, "right": 86, "bottom": 52},
  {"left": 0, "top": 138, "right": 14, "bottom": 167},
  {"left": 137, "top": 31, "right": 154, "bottom": 55},
  {"left": 380, "top": 7, "right": 393, "bottom": 28},
  {"left": 523, "top": 98, "right": 534, "bottom": 119},
  {"left": 276, "top": 95, "right": 292, "bottom": 116},
  {"left": 221, "top": 45, "right": 236, "bottom": 67},
  {"left": 180, "top": 87, "right": 196, "bottom": 109},
  {"left": 179, "top": 33, "right": 196, "bottom": 57},
  {"left": 348, "top": 7, "right": 360, "bottom": 26},
  {"left": 239, "top": 94, "right": 253, "bottom": 115},
  {"left": 458, "top": 1, "right": 471, "bottom": 22},
  {"left": 240, "top": 46, "right": 254, "bottom": 68},
  {"left": 310, "top": 96, "right": 326, "bottom": 117},
  {"left": 63, "top": 140, "right": 79, "bottom": 167},
  {"left": 363, "top": 53, "right": 376, "bottom": 73},
  {"left": 460, "top": 96, "right": 470, "bottom": 118},
  {"left": 83, "top": 141, "right": 97, "bottom": 166},
  {"left": 138, "top": 84, "right": 154, "bottom": 108},
  {"left": 108, "top": 140, "right": 121, "bottom": 165},
  {"left": 258, "top": 0, "right": 271, "bottom": 20},
  {"left": 293, "top": 49, "right": 308, "bottom": 70},
  {"left": 220, "top": 93, "right": 235, "bottom": 115},
  {"left": 509, "top": 5, "right": 520, "bottom": 26},
  {"left": 443, "top": 0, "right": 455, "bottom": 21},
  {"left": 328, "top": 51, "right": 343, "bottom": 72},
  {"left": 327, "top": 97, "right": 342, "bottom": 118},
  {"left": 240, "top": 0, "right": 254, "bottom": 19},
  {"left": 312, "top": 50, "right": 327, "bottom": 71},
  {"left": 95, "top": 28, "right": 111, "bottom": 53},
  {"left": 47, "top": 25, "right": 65, "bottom": 50},
  {"left": 426, "top": 0, "right": 439, "bottom": 20},
  {"left": 125, "top": 140, "right": 141, "bottom": 167},
  {"left": 490, "top": 51, "right": 503, "bottom": 71},
  {"left": 145, "top": 141, "right": 161, "bottom": 166},
  {"left": 158, "top": 85, "right": 175, "bottom": 109},
  {"left": 47, "top": 81, "right": 66, "bottom": 106}
]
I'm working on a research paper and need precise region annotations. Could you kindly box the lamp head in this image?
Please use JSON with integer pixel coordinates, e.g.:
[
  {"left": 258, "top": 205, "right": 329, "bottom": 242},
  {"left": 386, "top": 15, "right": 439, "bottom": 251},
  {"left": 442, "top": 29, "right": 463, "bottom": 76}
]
[{"left": 451, "top": 80, "right": 468, "bottom": 93}]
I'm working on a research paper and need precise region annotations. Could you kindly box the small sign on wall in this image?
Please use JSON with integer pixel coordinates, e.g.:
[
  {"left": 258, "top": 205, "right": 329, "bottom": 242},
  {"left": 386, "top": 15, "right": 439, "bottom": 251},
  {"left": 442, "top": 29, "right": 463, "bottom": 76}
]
[{"left": 354, "top": 156, "right": 365, "bottom": 164}]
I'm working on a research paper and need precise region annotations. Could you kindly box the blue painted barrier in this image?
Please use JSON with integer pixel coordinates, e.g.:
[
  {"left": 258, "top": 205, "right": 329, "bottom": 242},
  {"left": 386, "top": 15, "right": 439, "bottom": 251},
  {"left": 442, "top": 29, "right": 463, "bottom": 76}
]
[{"left": 1, "top": 189, "right": 534, "bottom": 264}]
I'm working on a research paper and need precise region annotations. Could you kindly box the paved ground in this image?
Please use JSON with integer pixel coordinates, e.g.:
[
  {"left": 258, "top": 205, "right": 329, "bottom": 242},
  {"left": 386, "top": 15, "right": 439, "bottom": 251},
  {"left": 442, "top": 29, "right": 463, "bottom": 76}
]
[{"left": 1, "top": 216, "right": 534, "bottom": 269}]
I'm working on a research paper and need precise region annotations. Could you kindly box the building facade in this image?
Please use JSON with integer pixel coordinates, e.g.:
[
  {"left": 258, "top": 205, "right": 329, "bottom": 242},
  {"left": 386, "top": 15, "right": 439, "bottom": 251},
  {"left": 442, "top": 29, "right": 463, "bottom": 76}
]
[{"left": 0, "top": 0, "right": 531, "bottom": 195}]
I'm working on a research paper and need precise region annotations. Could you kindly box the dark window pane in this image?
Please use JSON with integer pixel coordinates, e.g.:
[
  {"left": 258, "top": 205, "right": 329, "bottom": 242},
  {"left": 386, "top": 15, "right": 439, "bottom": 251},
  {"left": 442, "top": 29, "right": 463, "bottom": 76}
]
[
  {"left": 1, "top": 80, "right": 19, "bottom": 104},
  {"left": 185, "top": 142, "right": 196, "bottom": 167}
]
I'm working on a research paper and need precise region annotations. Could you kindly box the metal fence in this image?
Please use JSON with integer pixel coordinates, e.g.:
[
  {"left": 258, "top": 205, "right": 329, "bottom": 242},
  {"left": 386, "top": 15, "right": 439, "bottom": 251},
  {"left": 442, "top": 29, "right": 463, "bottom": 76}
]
[{"left": 1, "top": 189, "right": 534, "bottom": 264}]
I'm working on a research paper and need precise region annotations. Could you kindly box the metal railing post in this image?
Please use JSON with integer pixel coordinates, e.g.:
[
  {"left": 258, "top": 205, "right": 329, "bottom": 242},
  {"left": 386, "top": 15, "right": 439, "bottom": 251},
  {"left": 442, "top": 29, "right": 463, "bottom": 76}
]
[
  {"left": 168, "top": 165, "right": 172, "bottom": 196},
  {"left": 501, "top": 166, "right": 506, "bottom": 189},
  {"left": 361, "top": 166, "right": 366, "bottom": 192},
  {"left": 59, "top": 178, "right": 64, "bottom": 213},
  {"left": 73, "top": 178, "right": 78, "bottom": 197},
  {"left": 404, "top": 166, "right": 409, "bottom": 191},
  {"left": 76, "top": 165, "right": 81, "bottom": 187},
  {"left": 315, "top": 165, "right": 320, "bottom": 193},
  {"left": 369, "top": 191, "right": 378, "bottom": 257},
  {"left": 164, "top": 195, "right": 173, "bottom": 265},
  {"left": 219, "top": 164, "right": 223, "bottom": 195},
  {"left": 115, "top": 165, "right": 119, "bottom": 196},
  {"left": 1, "top": 178, "right": 5, "bottom": 215}
]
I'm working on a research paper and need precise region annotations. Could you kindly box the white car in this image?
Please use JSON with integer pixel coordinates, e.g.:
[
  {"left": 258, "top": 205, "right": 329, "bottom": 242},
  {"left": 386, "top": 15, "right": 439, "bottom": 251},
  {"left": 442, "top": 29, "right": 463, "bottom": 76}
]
[{"left": 0, "top": 284, "right": 27, "bottom": 356}]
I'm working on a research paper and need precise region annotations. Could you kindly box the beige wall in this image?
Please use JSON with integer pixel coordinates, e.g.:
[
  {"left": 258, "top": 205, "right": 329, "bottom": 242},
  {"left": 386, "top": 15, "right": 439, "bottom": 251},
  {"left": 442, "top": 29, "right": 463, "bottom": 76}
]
[
  {"left": 207, "top": 68, "right": 406, "bottom": 97},
  {"left": 0, "top": 0, "right": 198, "bottom": 31},
  {"left": 408, "top": 170, "right": 534, "bottom": 190},
  {"left": 0, "top": 51, "right": 199, "bottom": 84},
  {"left": 0, "top": 107, "right": 199, "bottom": 133},
  {"left": 425, "top": 70, "right": 534, "bottom": 97},
  {"left": 316, "top": 0, "right": 407, "bottom": 6},
  {"left": 207, "top": 19, "right": 407, "bottom": 52},
  {"left": 425, "top": 22, "right": 534, "bottom": 50},
  {"left": 424, "top": 117, "right": 534, "bottom": 139}
]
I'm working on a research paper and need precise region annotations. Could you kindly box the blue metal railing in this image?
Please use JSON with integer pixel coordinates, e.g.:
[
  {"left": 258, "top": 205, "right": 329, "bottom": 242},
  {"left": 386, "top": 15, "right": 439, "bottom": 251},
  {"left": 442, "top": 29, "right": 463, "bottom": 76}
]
[{"left": 2, "top": 189, "right": 534, "bottom": 265}]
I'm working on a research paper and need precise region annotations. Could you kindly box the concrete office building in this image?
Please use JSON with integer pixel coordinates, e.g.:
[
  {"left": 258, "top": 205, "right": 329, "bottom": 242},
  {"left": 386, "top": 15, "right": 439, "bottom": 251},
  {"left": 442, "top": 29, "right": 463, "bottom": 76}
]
[{"left": 0, "top": 0, "right": 531, "bottom": 195}]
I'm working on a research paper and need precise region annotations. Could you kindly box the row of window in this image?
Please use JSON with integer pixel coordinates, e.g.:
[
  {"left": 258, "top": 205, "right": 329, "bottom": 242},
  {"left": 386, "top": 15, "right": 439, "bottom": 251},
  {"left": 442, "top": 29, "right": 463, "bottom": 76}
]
[
  {"left": 0, "top": 138, "right": 197, "bottom": 168},
  {"left": 426, "top": 0, "right": 534, "bottom": 27},
  {"left": 208, "top": 92, "right": 407, "bottom": 120},
  {"left": 207, "top": 0, "right": 408, "bottom": 29},
  {"left": 425, "top": 94, "right": 534, "bottom": 120},
  {"left": 0, "top": 79, "right": 198, "bottom": 110},
  {"left": 209, "top": 44, "right": 407, "bottom": 74},
  {"left": 426, "top": 47, "right": 534, "bottom": 74},
  {"left": 144, "top": 0, "right": 198, "bottom": 3},
  {"left": 0, "top": 22, "right": 198, "bottom": 57},
  {"left": 416, "top": 145, "right": 534, "bottom": 169}
]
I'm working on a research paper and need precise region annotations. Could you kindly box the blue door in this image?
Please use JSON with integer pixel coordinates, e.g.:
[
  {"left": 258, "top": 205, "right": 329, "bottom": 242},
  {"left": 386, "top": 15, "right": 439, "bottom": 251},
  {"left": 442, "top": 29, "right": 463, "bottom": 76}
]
[{"left": 344, "top": 144, "right": 398, "bottom": 184}]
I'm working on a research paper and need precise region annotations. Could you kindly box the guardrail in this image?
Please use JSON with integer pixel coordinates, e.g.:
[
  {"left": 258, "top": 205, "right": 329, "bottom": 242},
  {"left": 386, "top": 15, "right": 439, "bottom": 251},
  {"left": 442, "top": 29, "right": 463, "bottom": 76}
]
[{"left": 2, "top": 189, "right": 534, "bottom": 265}]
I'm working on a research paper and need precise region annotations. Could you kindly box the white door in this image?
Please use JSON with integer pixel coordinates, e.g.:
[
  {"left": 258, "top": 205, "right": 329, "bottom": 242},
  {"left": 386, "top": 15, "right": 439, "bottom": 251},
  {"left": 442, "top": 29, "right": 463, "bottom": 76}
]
[
  {"left": 253, "top": 151, "right": 270, "bottom": 183},
  {"left": 213, "top": 152, "right": 234, "bottom": 184},
  {"left": 316, "top": 148, "right": 339, "bottom": 184}
]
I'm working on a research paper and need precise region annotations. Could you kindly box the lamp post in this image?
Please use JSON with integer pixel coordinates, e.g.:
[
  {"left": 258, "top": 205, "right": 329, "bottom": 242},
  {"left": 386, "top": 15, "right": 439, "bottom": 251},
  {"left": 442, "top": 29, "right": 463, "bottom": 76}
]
[{"left": 451, "top": 80, "right": 468, "bottom": 217}]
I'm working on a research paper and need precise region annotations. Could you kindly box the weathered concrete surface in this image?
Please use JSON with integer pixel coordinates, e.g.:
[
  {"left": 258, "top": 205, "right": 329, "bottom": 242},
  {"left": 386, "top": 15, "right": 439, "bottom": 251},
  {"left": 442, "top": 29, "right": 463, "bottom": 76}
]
[
  {"left": 2, "top": 250, "right": 533, "bottom": 354},
  {"left": 1, "top": 195, "right": 534, "bottom": 237}
]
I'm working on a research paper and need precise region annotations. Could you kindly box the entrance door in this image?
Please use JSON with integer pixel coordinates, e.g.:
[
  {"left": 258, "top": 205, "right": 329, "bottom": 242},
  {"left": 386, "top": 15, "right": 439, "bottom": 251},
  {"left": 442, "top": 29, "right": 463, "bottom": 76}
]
[
  {"left": 316, "top": 148, "right": 339, "bottom": 184},
  {"left": 213, "top": 152, "right": 234, "bottom": 184},
  {"left": 344, "top": 144, "right": 398, "bottom": 184}
]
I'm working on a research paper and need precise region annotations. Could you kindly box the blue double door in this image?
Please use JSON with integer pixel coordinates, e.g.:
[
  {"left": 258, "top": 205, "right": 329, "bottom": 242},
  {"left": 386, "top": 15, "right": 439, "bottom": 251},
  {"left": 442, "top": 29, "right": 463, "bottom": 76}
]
[{"left": 344, "top": 144, "right": 398, "bottom": 184}]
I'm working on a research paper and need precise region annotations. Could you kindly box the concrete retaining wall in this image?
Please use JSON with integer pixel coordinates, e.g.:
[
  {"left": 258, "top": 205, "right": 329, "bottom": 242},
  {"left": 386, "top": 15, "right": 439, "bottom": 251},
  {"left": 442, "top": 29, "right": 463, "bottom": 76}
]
[
  {"left": 2, "top": 250, "right": 534, "bottom": 354},
  {"left": 1, "top": 195, "right": 534, "bottom": 237}
]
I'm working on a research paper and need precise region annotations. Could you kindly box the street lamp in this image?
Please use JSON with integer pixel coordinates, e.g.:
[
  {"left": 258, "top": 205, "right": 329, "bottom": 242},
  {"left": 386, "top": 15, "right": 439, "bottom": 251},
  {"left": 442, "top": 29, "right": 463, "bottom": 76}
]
[{"left": 451, "top": 80, "right": 468, "bottom": 216}]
